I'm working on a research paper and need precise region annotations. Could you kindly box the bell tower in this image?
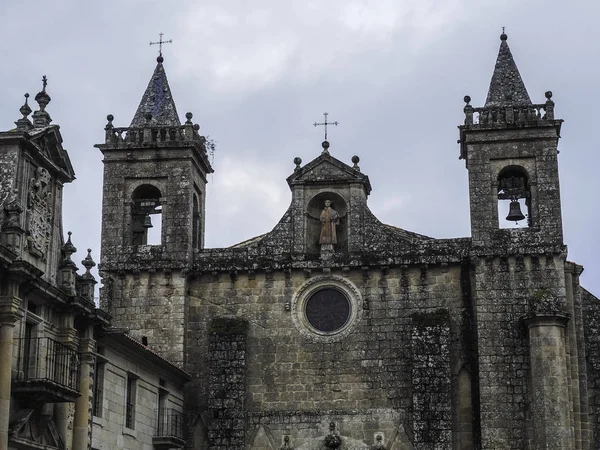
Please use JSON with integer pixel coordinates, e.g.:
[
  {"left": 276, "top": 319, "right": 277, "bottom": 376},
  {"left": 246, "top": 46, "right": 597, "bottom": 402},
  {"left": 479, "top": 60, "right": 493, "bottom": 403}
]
[
  {"left": 459, "top": 31, "right": 563, "bottom": 250},
  {"left": 96, "top": 54, "right": 213, "bottom": 365},
  {"left": 460, "top": 33, "right": 575, "bottom": 449}
]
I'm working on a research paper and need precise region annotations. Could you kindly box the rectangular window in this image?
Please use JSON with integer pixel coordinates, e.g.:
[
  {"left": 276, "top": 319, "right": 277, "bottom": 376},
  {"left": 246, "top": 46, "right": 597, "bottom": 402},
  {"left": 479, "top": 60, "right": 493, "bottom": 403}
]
[
  {"left": 93, "top": 348, "right": 106, "bottom": 418},
  {"left": 125, "top": 375, "right": 137, "bottom": 429},
  {"left": 157, "top": 379, "right": 168, "bottom": 436}
]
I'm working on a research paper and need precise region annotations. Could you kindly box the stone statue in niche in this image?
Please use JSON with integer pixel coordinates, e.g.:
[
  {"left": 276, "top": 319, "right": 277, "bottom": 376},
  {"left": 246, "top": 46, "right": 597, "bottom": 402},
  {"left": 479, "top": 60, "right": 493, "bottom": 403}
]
[
  {"left": 319, "top": 200, "right": 340, "bottom": 245},
  {"left": 26, "top": 166, "right": 53, "bottom": 260}
]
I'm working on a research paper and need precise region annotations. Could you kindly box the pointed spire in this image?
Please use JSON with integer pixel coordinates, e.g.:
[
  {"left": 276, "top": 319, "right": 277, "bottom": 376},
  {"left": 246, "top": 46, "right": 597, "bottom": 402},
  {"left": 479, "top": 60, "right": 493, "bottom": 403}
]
[
  {"left": 130, "top": 58, "right": 181, "bottom": 127},
  {"left": 485, "top": 32, "right": 532, "bottom": 108}
]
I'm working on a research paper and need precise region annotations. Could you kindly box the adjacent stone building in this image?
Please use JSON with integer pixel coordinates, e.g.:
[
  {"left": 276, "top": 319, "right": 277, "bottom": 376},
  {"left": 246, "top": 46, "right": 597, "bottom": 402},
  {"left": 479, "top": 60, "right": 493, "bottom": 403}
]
[
  {"left": 92, "top": 331, "right": 189, "bottom": 450},
  {"left": 0, "top": 73, "right": 189, "bottom": 450},
  {"left": 0, "top": 79, "right": 106, "bottom": 450}
]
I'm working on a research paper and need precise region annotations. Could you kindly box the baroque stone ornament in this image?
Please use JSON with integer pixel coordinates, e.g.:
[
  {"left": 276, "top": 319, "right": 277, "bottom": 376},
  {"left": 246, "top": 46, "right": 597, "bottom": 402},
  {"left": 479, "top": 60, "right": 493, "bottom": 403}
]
[
  {"left": 371, "top": 434, "right": 387, "bottom": 450},
  {"left": 26, "top": 166, "right": 53, "bottom": 259},
  {"left": 324, "top": 421, "right": 342, "bottom": 449},
  {"left": 0, "top": 151, "right": 18, "bottom": 213},
  {"left": 280, "top": 435, "right": 293, "bottom": 450},
  {"left": 291, "top": 275, "right": 363, "bottom": 343}
]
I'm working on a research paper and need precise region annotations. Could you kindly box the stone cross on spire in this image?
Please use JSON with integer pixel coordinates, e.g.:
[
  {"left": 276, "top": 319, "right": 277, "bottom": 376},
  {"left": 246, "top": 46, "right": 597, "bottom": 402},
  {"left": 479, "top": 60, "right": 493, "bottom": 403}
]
[
  {"left": 149, "top": 33, "right": 172, "bottom": 63},
  {"left": 313, "top": 112, "right": 339, "bottom": 155},
  {"left": 313, "top": 112, "right": 339, "bottom": 141}
]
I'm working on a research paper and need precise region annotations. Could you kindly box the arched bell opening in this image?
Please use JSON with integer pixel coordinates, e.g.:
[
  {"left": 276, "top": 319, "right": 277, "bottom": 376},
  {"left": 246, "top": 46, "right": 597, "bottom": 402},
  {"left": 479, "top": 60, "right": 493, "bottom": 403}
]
[
  {"left": 497, "top": 165, "right": 531, "bottom": 229},
  {"left": 131, "top": 184, "right": 163, "bottom": 245}
]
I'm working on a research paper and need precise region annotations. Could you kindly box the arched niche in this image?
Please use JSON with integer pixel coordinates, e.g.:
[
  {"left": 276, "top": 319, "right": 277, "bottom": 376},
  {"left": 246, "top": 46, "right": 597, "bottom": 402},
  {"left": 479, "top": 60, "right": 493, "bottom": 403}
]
[{"left": 306, "top": 191, "right": 348, "bottom": 255}]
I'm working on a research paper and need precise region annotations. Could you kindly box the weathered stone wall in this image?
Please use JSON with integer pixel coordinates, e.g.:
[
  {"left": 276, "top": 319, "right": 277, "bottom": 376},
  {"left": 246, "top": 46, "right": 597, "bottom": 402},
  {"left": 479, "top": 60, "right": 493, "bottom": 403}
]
[
  {"left": 99, "top": 143, "right": 208, "bottom": 367},
  {"left": 186, "top": 263, "right": 471, "bottom": 448},
  {"left": 100, "top": 147, "right": 206, "bottom": 269},
  {"left": 564, "top": 263, "right": 590, "bottom": 449},
  {"left": 472, "top": 254, "right": 570, "bottom": 448},
  {"left": 207, "top": 318, "right": 248, "bottom": 450},
  {"left": 582, "top": 288, "right": 600, "bottom": 449},
  {"left": 410, "top": 311, "right": 452, "bottom": 449},
  {"left": 102, "top": 270, "right": 186, "bottom": 366},
  {"left": 463, "top": 126, "right": 563, "bottom": 249}
]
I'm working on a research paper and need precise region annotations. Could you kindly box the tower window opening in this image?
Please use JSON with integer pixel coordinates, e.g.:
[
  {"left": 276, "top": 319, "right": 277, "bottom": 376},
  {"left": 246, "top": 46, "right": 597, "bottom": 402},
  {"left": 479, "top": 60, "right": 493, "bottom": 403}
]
[
  {"left": 146, "top": 204, "right": 162, "bottom": 245},
  {"left": 131, "top": 184, "right": 163, "bottom": 245},
  {"left": 497, "top": 166, "right": 531, "bottom": 229},
  {"left": 192, "top": 193, "right": 201, "bottom": 250}
]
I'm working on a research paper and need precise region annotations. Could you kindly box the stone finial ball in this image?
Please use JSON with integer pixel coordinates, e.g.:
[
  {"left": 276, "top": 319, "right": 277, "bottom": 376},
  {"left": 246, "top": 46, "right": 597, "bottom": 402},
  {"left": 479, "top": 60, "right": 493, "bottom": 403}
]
[
  {"left": 186, "top": 112, "right": 193, "bottom": 120},
  {"left": 293, "top": 157, "right": 302, "bottom": 165},
  {"left": 464, "top": 95, "right": 471, "bottom": 104},
  {"left": 193, "top": 124, "right": 200, "bottom": 131},
  {"left": 157, "top": 55, "right": 164, "bottom": 63},
  {"left": 107, "top": 114, "right": 114, "bottom": 122},
  {"left": 322, "top": 140, "right": 330, "bottom": 149},
  {"left": 545, "top": 90, "right": 553, "bottom": 99},
  {"left": 500, "top": 32, "right": 508, "bottom": 41},
  {"left": 351, "top": 155, "right": 360, "bottom": 164}
]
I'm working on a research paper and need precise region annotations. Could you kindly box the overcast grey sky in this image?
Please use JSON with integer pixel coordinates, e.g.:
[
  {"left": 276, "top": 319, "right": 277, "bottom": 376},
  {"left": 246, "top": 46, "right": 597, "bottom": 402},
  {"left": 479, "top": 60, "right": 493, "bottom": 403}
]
[{"left": 1, "top": 0, "right": 598, "bottom": 295}]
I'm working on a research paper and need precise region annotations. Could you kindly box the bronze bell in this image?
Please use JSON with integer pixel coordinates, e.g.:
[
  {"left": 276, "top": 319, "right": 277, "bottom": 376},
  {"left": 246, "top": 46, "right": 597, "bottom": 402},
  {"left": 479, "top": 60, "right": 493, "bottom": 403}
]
[
  {"left": 506, "top": 200, "right": 525, "bottom": 222},
  {"left": 142, "top": 213, "right": 153, "bottom": 228}
]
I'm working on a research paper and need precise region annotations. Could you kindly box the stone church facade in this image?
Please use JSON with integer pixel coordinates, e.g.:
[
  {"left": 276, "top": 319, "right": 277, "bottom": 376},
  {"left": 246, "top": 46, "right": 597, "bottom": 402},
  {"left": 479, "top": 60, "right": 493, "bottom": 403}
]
[
  {"left": 95, "top": 33, "right": 600, "bottom": 449},
  {"left": 1, "top": 32, "right": 599, "bottom": 450}
]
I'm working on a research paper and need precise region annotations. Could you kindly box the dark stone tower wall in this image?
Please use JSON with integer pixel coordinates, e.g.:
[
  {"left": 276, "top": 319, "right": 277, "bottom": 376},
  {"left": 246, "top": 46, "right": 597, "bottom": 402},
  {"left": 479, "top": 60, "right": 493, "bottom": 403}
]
[
  {"left": 459, "top": 34, "right": 578, "bottom": 449},
  {"left": 462, "top": 125, "right": 563, "bottom": 249},
  {"left": 95, "top": 60, "right": 213, "bottom": 365}
]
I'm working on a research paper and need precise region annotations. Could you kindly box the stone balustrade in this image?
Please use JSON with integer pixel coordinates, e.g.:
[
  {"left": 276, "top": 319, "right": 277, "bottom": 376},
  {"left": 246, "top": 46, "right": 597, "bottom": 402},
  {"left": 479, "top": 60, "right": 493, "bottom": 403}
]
[
  {"left": 104, "top": 124, "right": 204, "bottom": 146},
  {"left": 462, "top": 92, "right": 556, "bottom": 127}
]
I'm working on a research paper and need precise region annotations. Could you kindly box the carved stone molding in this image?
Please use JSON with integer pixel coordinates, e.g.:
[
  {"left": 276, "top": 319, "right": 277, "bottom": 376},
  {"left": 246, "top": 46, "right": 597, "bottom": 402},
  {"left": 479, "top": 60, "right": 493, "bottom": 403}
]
[
  {"left": 26, "top": 166, "right": 53, "bottom": 260},
  {"left": 522, "top": 289, "right": 570, "bottom": 327}
]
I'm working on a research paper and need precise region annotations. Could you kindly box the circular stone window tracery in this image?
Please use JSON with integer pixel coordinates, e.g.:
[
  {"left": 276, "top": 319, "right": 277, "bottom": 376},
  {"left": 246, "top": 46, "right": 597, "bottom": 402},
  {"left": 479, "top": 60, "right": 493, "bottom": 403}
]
[{"left": 291, "top": 276, "right": 362, "bottom": 342}]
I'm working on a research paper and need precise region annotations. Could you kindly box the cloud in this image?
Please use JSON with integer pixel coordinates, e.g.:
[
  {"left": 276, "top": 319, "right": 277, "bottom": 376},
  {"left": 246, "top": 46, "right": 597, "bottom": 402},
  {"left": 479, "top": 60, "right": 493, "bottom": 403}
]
[
  {"left": 173, "top": 0, "right": 472, "bottom": 94},
  {"left": 205, "top": 154, "right": 290, "bottom": 247},
  {"left": 1, "top": 0, "right": 599, "bottom": 297}
]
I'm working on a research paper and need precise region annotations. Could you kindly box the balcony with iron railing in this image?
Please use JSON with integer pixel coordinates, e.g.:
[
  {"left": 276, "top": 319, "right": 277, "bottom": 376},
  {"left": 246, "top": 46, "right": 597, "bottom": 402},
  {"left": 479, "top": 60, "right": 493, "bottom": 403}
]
[
  {"left": 153, "top": 408, "right": 185, "bottom": 449},
  {"left": 12, "top": 337, "right": 81, "bottom": 403}
]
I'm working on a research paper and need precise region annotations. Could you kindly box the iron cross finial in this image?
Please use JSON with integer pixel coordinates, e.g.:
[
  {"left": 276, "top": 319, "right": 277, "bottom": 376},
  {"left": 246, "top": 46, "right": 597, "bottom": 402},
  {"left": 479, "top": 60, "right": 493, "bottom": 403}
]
[
  {"left": 502, "top": 26, "right": 505, "bottom": 33},
  {"left": 149, "top": 32, "right": 173, "bottom": 57},
  {"left": 313, "top": 112, "right": 339, "bottom": 141},
  {"left": 42, "top": 75, "right": 48, "bottom": 92}
]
